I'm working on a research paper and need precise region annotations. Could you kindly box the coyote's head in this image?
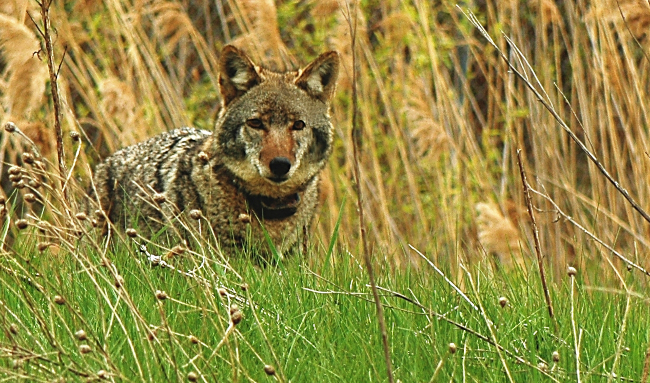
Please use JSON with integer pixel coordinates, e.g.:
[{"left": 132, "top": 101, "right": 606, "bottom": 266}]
[{"left": 214, "top": 45, "right": 339, "bottom": 198}]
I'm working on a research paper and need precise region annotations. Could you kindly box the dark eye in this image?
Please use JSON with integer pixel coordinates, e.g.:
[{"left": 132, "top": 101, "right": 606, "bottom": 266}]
[
  {"left": 292, "top": 120, "right": 305, "bottom": 131},
  {"left": 246, "top": 119, "right": 264, "bottom": 129}
]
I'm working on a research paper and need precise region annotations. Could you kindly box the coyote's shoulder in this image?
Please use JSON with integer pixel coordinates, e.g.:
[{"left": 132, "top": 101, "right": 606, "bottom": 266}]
[{"left": 93, "top": 45, "right": 340, "bottom": 257}]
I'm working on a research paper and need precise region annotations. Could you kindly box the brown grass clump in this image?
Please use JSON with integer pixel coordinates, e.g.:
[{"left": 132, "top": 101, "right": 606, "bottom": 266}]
[
  {"left": 149, "top": 2, "right": 196, "bottom": 50},
  {"left": 320, "top": 1, "right": 366, "bottom": 92},
  {"left": 0, "top": 0, "right": 28, "bottom": 22},
  {"left": 404, "top": 95, "right": 449, "bottom": 166},
  {"left": 587, "top": 0, "right": 650, "bottom": 39},
  {"left": 230, "top": 0, "right": 291, "bottom": 70},
  {"left": 475, "top": 202, "right": 526, "bottom": 270},
  {"left": 98, "top": 78, "right": 141, "bottom": 146},
  {"left": 530, "top": 0, "right": 563, "bottom": 26},
  {"left": 20, "top": 121, "right": 54, "bottom": 157},
  {"left": 0, "top": 13, "right": 48, "bottom": 119}
]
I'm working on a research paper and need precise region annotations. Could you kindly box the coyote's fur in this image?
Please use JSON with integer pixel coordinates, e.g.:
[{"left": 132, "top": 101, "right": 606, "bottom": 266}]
[{"left": 92, "top": 45, "right": 340, "bottom": 257}]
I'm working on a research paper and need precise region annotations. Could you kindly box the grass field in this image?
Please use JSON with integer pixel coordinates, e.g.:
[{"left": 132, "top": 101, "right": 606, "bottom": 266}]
[
  {"left": 1, "top": 0, "right": 650, "bottom": 381},
  {"left": 1, "top": 230, "right": 649, "bottom": 381}
]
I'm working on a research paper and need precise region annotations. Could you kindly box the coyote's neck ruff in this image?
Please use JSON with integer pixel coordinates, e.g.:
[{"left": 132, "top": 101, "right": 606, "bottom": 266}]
[{"left": 93, "top": 45, "right": 340, "bottom": 257}]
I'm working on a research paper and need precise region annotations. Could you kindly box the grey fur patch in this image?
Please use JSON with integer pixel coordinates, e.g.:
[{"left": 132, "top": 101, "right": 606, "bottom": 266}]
[{"left": 93, "top": 127, "right": 211, "bottom": 230}]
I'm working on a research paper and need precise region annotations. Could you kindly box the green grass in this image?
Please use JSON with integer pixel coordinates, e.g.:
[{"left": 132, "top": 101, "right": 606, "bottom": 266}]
[{"left": 1, "top": 228, "right": 647, "bottom": 382}]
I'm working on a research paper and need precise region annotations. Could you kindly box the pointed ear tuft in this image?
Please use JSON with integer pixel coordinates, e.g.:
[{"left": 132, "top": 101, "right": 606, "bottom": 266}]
[
  {"left": 219, "top": 45, "right": 261, "bottom": 106},
  {"left": 295, "top": 51, "right": 340, "bottom": 102}
]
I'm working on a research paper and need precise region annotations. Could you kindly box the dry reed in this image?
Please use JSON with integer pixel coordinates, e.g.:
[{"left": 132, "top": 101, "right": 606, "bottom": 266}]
[{"left": 0, "top": 0, "right": 647, "bottom": 285}]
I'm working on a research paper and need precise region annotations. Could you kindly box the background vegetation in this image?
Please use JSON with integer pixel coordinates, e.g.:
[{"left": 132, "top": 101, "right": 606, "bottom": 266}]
[{"left": 0, "top": 0, "right": 649, "bottom": 381}]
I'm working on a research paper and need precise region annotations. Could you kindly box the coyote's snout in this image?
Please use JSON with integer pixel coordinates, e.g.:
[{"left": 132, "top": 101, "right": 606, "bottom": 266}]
[
  {"left": 245, "top": 115, "right": 299, "bottom": 183},
  {"left": 92, "top": 45, "right": 340, "bottom": 257}
]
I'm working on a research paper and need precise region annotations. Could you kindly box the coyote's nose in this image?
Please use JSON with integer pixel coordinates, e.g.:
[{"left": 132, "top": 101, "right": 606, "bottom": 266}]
[{"left": 269, "top": 157, "right": 291, "bottom": 176}]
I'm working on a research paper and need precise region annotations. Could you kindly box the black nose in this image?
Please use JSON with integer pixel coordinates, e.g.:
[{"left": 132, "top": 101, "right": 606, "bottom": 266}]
[{"left": 269, "top": 157, "right": 291, "bottom": 176}]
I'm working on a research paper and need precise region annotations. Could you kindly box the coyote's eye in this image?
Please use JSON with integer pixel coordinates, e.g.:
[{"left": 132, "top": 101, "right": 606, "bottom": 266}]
[
  {"left": 246, "top": 119, "right": 264, "bottom": 129},
  {"left": 292, "top": 120, "right": 305, "bottom": 131}
]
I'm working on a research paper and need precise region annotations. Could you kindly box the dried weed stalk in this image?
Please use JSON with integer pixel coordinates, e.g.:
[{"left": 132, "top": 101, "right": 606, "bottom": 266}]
[
  {"left": 343, "top": 1, "right": 394, "bottom": 382},
  {"left": 517, "top": 150, "right": 556, "bottom": 333},
  {"left": 31, "top": 0, "right": 68, "bottom": 203}
]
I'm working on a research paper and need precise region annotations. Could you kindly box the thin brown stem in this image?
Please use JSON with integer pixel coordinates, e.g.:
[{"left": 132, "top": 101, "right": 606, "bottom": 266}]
[
  {"left": 343, "top": 2, "right": 394, "bottom": 382},
  {"left": 37, "top": 0, "right": 69, "bottom": 205},
  {"left": 516, "top": 150, "right": 557, "bottom": 333}
]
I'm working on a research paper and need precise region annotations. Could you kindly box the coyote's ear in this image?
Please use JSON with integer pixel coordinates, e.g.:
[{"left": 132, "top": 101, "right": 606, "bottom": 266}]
[
  {"left": 295, "top": 51, "right": 340, "bottom": 102},
  {"left": 219, "top": 45, "right": 261, "bottom": 106}
]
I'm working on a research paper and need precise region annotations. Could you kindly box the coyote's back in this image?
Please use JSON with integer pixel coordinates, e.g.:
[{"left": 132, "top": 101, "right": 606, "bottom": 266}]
[{"left": 93, "top": 45, "right": 340, "bottom": 257}]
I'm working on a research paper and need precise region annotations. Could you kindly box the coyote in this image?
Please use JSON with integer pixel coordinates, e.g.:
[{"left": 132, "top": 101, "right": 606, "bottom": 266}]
[{"left": 92, "top": 45, "right": 340, "bottom": 257}]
